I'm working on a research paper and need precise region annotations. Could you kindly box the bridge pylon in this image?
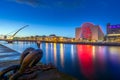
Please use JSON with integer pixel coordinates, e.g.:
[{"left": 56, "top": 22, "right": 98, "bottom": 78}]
[{"left": 6, "top": 25, "right": 28, "bottom": 43}]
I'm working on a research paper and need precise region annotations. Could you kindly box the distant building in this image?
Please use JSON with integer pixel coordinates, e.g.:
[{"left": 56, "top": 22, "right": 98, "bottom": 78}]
[
  {"left": 107, "top": 23, "right": 120, "bottom": 34},
  {"left": 75, "top": 27, "right": 81, "bottom": 39},
  {"left": 75, "top": 22, "right": 104, "bottom": 41},
  {"left": 106, "top": 23, "right": 120, "bottom": 42},
  {"left": 0, "top": 35, "right": 7, "bottom": 39}
]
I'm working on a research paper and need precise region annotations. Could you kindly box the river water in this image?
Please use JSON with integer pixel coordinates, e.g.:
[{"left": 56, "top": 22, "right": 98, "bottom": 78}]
[{"left": 1, "top": 41, "right": 120, "bottom": 80}]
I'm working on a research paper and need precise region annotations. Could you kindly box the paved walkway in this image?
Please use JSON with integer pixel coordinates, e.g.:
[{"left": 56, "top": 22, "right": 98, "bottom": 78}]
[{"left": 0, "top": 44, "right": 20, "bottom": 70}]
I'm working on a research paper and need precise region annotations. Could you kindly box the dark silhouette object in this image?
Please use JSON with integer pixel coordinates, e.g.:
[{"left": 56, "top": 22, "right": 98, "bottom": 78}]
[
  {"left": 20, "top": 47, "right": 35, "bottom": 65},
  {"left": 36, "top": 41, "right": 41, "bottom": 48},
  {"left": 0, "top": 47, "right": 43, "bottom": 80}
]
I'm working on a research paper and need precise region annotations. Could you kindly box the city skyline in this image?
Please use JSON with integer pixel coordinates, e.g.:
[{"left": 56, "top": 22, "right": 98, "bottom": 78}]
[{"left": 0, "top": 0, "right": 120, "bottom": 37}]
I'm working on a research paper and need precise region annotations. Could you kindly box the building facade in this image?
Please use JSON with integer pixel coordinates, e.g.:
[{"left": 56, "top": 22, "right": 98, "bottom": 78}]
[
  {"left": 75, "top": 22, "right": 104, "bottom": 41},
  {"left": 75, "top": 27, "right": 81, "bottom": 39},
  {"left": 107, "top": 23, "right": 120, "bottom": 34},
  {"left": 106, "top": 23, "right": 120, "bottom": 42}
]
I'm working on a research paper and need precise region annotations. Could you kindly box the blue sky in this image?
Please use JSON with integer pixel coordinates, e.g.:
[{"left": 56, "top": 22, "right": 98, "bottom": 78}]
[{"left": 0, "top": 0, "right": 120, "bottom": 37}]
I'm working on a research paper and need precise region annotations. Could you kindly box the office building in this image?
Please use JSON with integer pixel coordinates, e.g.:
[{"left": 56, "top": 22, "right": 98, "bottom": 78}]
[{"left": 106, "top": 23, "right": 120, "bottom": 42}]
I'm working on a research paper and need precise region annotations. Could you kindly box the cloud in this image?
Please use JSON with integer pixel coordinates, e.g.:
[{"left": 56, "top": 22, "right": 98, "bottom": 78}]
[
  {"left": 9, "top": 0, "right": 83, "bottom": 8},
  {"left": 54, "top": 0, "right": 82, "bottom": 8},
  {"left": 14, "top": 0, "right": 42, "bottom": 7},
  {"left": 52, "top": 0, "right": 83, "bottom": 8}
]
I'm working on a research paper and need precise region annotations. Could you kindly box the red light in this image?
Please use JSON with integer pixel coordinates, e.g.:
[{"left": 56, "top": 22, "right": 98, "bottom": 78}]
[{"left": 77, "top": 45, "right": 95, "bottom": 79}]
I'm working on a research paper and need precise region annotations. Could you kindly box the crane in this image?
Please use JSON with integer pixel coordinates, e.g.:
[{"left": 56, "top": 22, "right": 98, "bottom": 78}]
[{"left": 7, "top": 25, "right": 28, "bottom": 43}]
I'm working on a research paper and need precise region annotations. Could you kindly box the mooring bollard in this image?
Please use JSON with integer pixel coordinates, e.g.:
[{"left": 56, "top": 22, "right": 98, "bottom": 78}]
[{"left": 0, "top": 47, "right": 43, "bottom": 80}]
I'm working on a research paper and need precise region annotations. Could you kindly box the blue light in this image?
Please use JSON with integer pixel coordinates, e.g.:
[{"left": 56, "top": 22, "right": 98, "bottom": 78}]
[{"left": 109, "top": 25, "right": 120, "bottom": 29}]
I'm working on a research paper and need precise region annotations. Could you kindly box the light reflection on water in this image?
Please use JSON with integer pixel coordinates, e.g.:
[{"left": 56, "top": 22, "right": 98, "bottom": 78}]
[
  {"left": 53, "top": 43, "right": 57, "bottom": 66},
  {"left": 60, "top": 43, "right": 64, "bottom": 68},
  {"left": 77, "top": 45, "right": 95, "bottom": 80},
  {"left": 1, "top": 41, "right": 120, "bottom": 80}
]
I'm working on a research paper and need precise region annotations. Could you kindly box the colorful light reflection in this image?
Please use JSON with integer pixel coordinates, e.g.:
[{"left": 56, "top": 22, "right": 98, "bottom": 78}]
[{"left": 77, "top": 45, "right": 95, "bottom": 80}]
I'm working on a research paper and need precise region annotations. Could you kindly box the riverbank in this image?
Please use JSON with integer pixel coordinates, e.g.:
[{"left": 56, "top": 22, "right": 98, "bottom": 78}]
[
  {"left": 2, "top": 40, "right": 120, "bottom": 46},
  {"left": 0, "top": 44, "right": 20, "bottom": 70},
  {"left": 0, "top": 44, "right": 20, "bottom": 63}
]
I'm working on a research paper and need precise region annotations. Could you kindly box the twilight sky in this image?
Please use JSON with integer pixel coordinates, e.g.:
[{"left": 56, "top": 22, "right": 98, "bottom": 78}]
[{"left": 0, "top": 0, "right": 120, "bottom": 37}]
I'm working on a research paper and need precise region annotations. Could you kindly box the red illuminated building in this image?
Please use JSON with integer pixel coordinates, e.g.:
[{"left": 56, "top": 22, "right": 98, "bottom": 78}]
[{"left": 75, "top": 22, "right": 104, "bottom": 41}]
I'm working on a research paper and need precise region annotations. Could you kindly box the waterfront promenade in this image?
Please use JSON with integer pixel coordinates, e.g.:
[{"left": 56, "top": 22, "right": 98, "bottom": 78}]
[{"left": 0, "top": 44, "right": 20, "bottom": 70}]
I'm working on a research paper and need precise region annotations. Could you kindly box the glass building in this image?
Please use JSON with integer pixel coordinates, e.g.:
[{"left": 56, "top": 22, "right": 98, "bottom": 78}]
[{"left": 106, "top": 23, "right": 120, "bottom": 42}]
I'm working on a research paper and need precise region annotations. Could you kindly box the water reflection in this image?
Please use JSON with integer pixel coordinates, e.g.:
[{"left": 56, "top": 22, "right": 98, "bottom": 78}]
[
  {"left": 96, "top": 46, "right": 106, "bottom": 73},
  {"left": 53, "top": 43, "right": 57, "bottom": 65},
  {"left": 46, "top": 43, "right": 48, "bottom": 63},
  {"left": 77, "top": 45, "right": 95, "bottom": 80},
  {"left": 92, "top": 46, "right": 95, "bottom": 59},
  {"left": 71, "top": 45, "right": 75, "bottom": 66},
  {"left": 60, "top": 43, "right": 64, "bottom": 68},
  {"left": 50, "top": 43, "right": 53, "bottom": 61},
  {"left": 109, "top": 47, "right": 120, "bottom": 61},
  {"left": 40, "top": 43, "right": 42, "bottom": 49}
]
